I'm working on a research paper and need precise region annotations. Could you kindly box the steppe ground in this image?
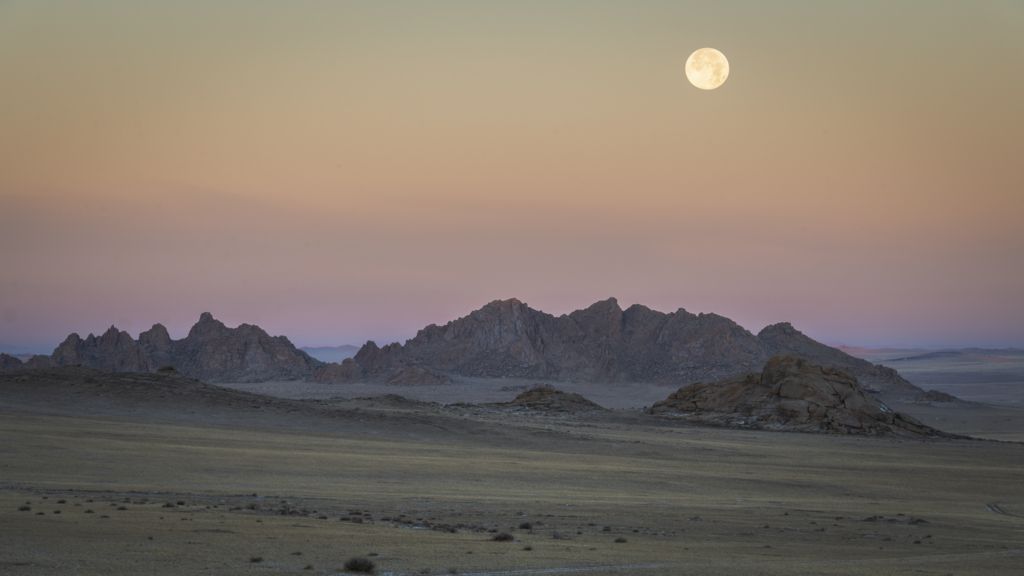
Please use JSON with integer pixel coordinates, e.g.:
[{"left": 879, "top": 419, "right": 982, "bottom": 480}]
[{"left": 2, "top": 368, "right": 1023, "bottom": 576}]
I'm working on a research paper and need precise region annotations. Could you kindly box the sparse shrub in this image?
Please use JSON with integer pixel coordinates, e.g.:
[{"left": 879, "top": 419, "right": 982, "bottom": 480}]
[
  {"left": 615, "top": 537, "right": 627, "bottom": 543},
  {"left": 18, "top": 506, "right": 30, "bottom": 512},
  {"left": 291, "top": 552, "right": 303, "bottom": 556},
  {"left": 100, "top": 515, "right": 109, "bottom": 518},
  {"left": 304, "top": 564, "right": 314, "bottom": 570},
  {"left": 602, "top": 526, "right": 611, "bottom": 532},
  {"left": 249, "top": 556, "right": 263, "bottom": 563},
  {"left": 518, "top": 522, "right": 532, "bottom": 530},
  {"left": 318, "top": 515, "right": 328, "bottom": 520},
  {"left": 36, "top": 512, "right": 44, "bottom": 515},
  {"left": 85, "top": 509, "right": 94, "bottom": 514},
  {"left": 177, "top": 501, "right": 185, "bottom": 506},
  {"left": 352, "top": 517, "right": 364, "bottom": 523},
  {"left": 492, "top": 532, "right": 514, "bottom": 542},
  {"left": 53, "top": 510, "right": 61, "bottom": 514},
  {"left": 116, "top": 506, "right": 127, "bottom": 511},
  {"left": 523, "top": 545, "right": 533, "bottom": 551},
  {"left": 57, "top": 500, "right": 66, "bottom": 504},
  {"left": 163, "top": 503, "right": 174, "bottom": 508},
  {"left": 343, "top": 556, "right": 376, "bottom": 573}
]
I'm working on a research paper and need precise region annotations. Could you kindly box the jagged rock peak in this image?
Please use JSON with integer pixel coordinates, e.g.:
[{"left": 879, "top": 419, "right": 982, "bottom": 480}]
[{"left": 188, "top": 312, "right": 228, "bottom": 338}]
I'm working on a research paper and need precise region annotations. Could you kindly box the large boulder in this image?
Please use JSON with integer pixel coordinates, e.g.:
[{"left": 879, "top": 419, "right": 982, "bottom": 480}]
[{"left": 651, "top": 354, "right": 956, "bottom": 437}]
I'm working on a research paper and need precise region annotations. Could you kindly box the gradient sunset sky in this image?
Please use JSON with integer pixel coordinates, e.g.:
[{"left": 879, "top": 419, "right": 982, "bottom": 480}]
[{"left": 2, "top": 1, "right": 1023, "bottom": 352}]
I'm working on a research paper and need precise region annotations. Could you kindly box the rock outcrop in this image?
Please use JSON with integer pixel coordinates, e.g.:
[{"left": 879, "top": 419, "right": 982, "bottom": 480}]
[
  {"left": 650, "top": 354, "right": 956, "bottom": 437},
  {"left": 0, "top": 353, "right": 23, "bottom": 370},
  {"left": 758, "top": 322, "right": 919, "bottom": 392},
  {"left": 337, "top": 298, "right": 920, "bottom": 393},
  {"left": 506, "top": 386, "right": 607, "bottom": 413},
  {"left": 15, "top": 312, "right": 322, "bottom": 382},
  {"left": 306, "top": 341, "right": 452, "bottom": 385}
]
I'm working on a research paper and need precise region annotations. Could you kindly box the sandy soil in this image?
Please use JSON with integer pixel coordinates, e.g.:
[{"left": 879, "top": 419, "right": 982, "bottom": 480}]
[{"left": 2, "top": 367, "right": 1023, "bottom": 575}]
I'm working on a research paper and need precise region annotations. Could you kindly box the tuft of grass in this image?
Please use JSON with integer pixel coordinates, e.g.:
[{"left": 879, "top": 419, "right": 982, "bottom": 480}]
[
  {"left": 343, "top": 556, "right": 376, "bottom": 573},
  {"left": 249, "top": 556, "right": 263, "bottom": 563},
  {"left": 492, "top": 532, "right": 514, "bottom": 542},
  {"left": 304, "top": 564, "right": 314, "bottom": 570},
  {"left": 518, "top": 522, "right": 532, "bottom": 530},
  {"left": 614, "top": 537, "right": 627, "bottom": 543}
]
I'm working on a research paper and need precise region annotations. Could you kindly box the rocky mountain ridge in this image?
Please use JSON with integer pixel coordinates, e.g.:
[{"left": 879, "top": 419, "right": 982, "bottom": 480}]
[
  {"left": 7, "top": 313, "right": 322, "bottom": 382},
  {"left": 313, "top": 298, "right": 920, "bottom": 392}
]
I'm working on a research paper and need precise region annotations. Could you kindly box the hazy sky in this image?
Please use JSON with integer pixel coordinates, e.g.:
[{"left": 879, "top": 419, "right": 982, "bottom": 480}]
[{"left": 2, "top": 1, "right": 1023, "bottom": 352}]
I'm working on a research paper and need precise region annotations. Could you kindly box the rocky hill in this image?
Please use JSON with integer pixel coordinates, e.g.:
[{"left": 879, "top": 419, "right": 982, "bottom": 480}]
[
  {"left": 650, "top": 354, "right": 956, "bottom": 437},
  {"left": 0, "top": 353, "right": 23, "bottom": 370},
  {"left": 7, "top": 313, "right": 322, "bottom": 382},
  {"left": 320, "top": 298, "right": 920, "bottom": 392}
]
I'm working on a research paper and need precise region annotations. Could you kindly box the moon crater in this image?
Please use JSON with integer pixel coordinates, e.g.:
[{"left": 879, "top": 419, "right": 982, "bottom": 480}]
[{"left": 686, "top": 48, "right": 729, "bottom": 90}]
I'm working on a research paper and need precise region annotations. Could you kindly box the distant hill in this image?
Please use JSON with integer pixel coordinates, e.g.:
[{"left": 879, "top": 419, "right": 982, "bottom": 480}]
[
  {"left": 5, "top": 313, "right": 322, "bottom": 382},
  {"left": 310, "top": 298, "right": 922, "bottom": 393},
  {"left": 300, "top": 345, "right": 359, "bottom": 363}
]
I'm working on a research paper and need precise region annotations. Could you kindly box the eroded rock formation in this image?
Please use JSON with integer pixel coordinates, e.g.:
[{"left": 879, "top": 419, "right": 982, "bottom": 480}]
[
  {"left": 0, "top": 353, "right": 23, "bottom": 370},
  {"left": 330, "top": 298, "right": 919, "bottom": 392},
  {"left": 650, "top": 354, "right": 955, "bottom": 437},
  {"left": 14, "top": 312, "right": 322, "bottom": 382}
]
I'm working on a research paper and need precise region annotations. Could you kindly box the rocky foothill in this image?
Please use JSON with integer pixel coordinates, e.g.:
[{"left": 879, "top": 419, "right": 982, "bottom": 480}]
[
  {"left": 650, "top": 354, "right": 960, "bottom": 438},
  {"left": 310, "top": 298, "right": 920, "bottom": 392},
  {"left": 3, "top": 313, "right": 322, "bottom": 383}
]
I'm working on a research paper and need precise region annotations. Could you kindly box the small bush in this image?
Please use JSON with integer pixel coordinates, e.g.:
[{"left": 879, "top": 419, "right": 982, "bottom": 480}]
[
  {"left": 18, "top": 506, "right": 30, "bottom": 512},
  {"left": 518, "top": 522, "right": 532, "bottom": 530},
  {"left": 249, "top": 556, "right": 263, "bottom": 563},
  {"left": 53, "top": 510, "right": 61, "bottom": 514},
  {"left": 57, "top": 500, "right": 66, "bottom": 504},
  {"left": 343, "top": 556, "right": 376, "bottom": 573},
  {"left": 85, "top": 509, "right": 94, "bottom": 514},
  {"left": 304, "top": 564, "right": 314, "bottom": 570},
  {"left": 116, "top": 506, "right": 127, "bottom": 511},
  {"left": 523, "top": 545, "right": 533, "bottom": 551},
  {"left": 177, "top": 501, "right": 185, "bottom": 506},
  {"left": 614, "top": 537, "right": 627, "bottom": 543},
  {"left": 492, "top": 532, "right": 514, "bottom": 542}
]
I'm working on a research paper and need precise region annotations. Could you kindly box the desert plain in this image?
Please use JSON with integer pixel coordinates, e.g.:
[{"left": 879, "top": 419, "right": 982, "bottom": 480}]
[{"left": 2, "top": 365, "right": 1023, "bottom": 576}]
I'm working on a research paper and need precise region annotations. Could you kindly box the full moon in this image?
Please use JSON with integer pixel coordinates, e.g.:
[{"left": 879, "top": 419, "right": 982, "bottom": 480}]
[{"left": 685, "top": 48, "right": 729, "bottom": 90}]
